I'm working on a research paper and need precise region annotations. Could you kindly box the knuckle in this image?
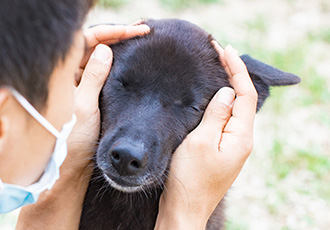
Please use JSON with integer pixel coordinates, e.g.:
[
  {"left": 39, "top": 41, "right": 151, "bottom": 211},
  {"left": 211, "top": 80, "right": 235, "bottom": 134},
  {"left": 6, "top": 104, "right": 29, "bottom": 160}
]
[
  {"left": 247, "top": 87, "right": 258, "bottom": 103},
  {"left": 75, "top": 102, "right": 89, "bottom": 116},
  {"left": 84, "top": 67, "right": 106, "bottom": 80},
  {"left": 240, "top": 136, "right": 254, "bottom": 159},
  {"left": 231, "top": 130, "right": 254, "bottom": 160},
  {"left": 241, "top": 90, "right": 258, "bottom": 108},
  {"left": 74, "top": 97, "right": 93, "bottom": 116},
  {"left": 75, "top": 105, "right": 97, "bottom": 122},
  {"left": 244, "top": 138, "right": 254, "bottom": 154}
]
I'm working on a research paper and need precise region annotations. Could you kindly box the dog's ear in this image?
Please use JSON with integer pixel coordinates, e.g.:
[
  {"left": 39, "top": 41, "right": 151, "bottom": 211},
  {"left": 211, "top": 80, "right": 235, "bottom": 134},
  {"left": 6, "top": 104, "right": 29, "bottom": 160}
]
[{"left": 240, "top": 54, "right": 301, "bottom": 111}]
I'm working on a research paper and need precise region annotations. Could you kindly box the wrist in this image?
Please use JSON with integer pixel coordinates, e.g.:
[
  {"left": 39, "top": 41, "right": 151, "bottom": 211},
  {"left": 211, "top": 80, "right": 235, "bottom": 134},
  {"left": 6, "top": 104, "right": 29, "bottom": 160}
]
[
  {"left": 27, "top": 163, "right": 90, "bottom": 211},
  {"left": 155, "top": 196, "right": 209, "bottom": 230},
  {"left": 66, "top": 136, "right": 96, "bottom": 178},
  {"left": 16, "top": 156, "right": 92, "bottom": 230}
]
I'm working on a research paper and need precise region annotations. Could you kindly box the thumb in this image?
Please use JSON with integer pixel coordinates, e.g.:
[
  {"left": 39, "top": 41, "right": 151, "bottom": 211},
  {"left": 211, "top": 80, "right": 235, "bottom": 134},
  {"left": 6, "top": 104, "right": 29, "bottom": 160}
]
[
  {"left": 77, "top": 44, "right": 113, "bottom": 108},
  {"left": 198, "top": 87, "right": 235, "bottom": 141}
]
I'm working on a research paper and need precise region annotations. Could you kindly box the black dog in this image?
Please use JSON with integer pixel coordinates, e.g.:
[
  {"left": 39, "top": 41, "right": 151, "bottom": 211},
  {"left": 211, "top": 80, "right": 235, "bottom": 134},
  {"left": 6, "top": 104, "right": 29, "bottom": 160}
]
[{"left": 79, "top": 19, "right": 300, "bottom": 230}]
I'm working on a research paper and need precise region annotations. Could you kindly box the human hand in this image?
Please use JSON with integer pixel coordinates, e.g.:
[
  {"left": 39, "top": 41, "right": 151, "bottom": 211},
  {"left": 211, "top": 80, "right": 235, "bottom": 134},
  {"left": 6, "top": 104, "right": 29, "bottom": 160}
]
[
  {"left": 155, "top": 43, "right": 258, "bottom": 229},
  {"left": 78, "top": 21, "right": 150, "bottom": 78},
  {"left": 66, "top": 22, "right": 150, "bottom": 178}
]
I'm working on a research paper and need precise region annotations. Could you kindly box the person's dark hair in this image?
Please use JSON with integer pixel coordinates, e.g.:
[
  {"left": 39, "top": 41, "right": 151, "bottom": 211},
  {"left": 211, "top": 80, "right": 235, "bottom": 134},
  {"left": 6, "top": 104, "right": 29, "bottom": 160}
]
[{"left": 0, "top": 0, "right": 94, "bottom": 109}]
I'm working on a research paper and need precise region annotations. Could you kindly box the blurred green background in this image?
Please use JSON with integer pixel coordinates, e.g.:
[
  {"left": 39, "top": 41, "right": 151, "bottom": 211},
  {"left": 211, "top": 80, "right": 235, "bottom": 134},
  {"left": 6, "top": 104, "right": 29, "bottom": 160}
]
[{"left": 1, "top": 0, "right": 329, "bottom": 229}]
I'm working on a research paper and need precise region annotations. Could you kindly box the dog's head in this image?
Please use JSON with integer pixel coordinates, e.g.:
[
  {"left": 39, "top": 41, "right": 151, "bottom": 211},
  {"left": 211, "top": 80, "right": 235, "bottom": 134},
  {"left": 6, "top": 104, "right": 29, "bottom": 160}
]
[{"left": 96, "top": 19, "right": 300, "bottom": 192}]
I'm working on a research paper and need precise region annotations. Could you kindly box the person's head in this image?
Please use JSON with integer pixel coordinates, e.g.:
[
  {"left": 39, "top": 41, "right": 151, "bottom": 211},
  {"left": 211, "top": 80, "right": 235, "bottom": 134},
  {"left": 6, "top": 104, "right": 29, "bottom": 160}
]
[{"left": 0, "top": 0, "right": 93, "bottom": 186}]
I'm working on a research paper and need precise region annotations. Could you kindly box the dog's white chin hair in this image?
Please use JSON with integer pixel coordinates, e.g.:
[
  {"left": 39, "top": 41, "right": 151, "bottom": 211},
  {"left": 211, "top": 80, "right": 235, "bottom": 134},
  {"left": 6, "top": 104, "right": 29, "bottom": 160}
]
[{"left": 102, "top": 173, "right": 145, "bottom": 193}]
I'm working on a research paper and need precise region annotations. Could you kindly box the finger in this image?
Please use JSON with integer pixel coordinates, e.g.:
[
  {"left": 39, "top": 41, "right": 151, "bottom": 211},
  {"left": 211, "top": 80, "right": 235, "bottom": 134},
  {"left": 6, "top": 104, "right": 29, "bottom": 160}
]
[
  {"left": 223, "top": 45, "right": 258, "bottom": 126},
  {"left": 217, "top": 120, "right": 254, "bottom": 170},
  {"left": 129, "top": 19, "right": 144, "bottom": 26},
  {"left": 118, "top": 24, "right": 151, "bottom": 41},
  {"left": 197, "top": 87, "right": 235, "bottom": 143},
  {"left": 212, "top": 41, "right": 230, "bottom": 75},
  {"left": 80, "top": 24, "right": 150, "bottom": 69},
  {"left": 211, "top": 41, "right": 225, "bottom": 68},
  {"left": 84, "top": 24, "right": 150, "bottom": 48},
  {"left": 75, "top": 68, "right": 84, "bottom": 87},
  {"left": 223, "top": 45, "right": 241, "bottom": 76},
  {"left": 77, "top": 44, "right": 112, "bottom": 109}
]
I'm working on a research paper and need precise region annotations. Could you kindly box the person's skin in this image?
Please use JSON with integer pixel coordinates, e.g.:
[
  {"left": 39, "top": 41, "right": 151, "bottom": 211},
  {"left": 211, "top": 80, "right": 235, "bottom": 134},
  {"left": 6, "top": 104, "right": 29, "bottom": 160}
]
[
  {"left": 0, "top": 30, "right": 83, "bottom": 186},
  {"left": 0, "top": 22, "right": 151, "bottom": 187},
  {"left": 16, "top": 23, "right": 151, "bottom": 229},
  {"left": 15, "top": 23, "right": 257, "bottom": 229}
]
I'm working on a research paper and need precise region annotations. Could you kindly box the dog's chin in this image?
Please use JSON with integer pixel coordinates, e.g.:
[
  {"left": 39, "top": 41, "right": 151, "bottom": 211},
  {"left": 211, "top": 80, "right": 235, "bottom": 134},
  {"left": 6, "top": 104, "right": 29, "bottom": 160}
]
[{"left": 102, "top": 173, "right": 155, "bottom": 193}]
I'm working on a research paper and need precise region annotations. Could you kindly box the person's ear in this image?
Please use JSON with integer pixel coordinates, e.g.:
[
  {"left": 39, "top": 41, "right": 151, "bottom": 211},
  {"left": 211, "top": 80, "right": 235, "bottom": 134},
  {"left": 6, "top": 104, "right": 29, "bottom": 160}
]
[
  {"left": 240, "top": 55, "right": 301, "bottom": 111},
  {"left": 0, "top": 89, "right": 11, "bottom": 152}
]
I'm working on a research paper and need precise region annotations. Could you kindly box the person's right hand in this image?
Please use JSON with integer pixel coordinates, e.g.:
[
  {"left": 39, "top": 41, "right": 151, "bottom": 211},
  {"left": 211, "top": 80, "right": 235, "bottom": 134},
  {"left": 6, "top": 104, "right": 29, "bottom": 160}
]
[
  {"left": 155, "top": 43, "right": 258, "bottom": 229},
  {"left": 67, "top": 22, "right": 150, "bottom": 178},
  {"left": 17, "top": 21, "right": 150, "bottom": 230}
]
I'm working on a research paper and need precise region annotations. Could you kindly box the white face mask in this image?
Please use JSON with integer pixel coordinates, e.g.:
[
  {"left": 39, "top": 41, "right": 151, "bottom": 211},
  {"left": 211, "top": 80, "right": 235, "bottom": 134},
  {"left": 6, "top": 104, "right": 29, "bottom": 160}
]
[{"left": 0, "top": 88, "right": 76, "bottom": 213}]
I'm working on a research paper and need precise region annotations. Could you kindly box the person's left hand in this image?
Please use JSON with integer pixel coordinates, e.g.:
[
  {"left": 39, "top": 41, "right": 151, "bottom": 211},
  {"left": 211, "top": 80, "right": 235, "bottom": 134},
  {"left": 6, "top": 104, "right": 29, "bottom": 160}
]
[{"left": 66, "top": 22, "right": 150, "bottom": 178}]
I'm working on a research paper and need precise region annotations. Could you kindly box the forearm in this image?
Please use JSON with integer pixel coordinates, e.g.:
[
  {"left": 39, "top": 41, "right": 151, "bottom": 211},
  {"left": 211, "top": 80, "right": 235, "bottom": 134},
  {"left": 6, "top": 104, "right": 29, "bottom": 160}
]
[
  {"left": 155, "top": 193, "right": 214, "bottom": 230},
  {"left": 16, "top": 158, "right": 92, "bottom": 230},
  {"left": 155, "top": 208, "right": 208, "bottom": 230}
]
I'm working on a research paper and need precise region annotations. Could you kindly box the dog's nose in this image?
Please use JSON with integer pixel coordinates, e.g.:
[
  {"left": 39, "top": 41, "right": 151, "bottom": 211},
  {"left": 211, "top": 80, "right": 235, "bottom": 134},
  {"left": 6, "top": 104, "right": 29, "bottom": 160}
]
[{"left": 110, "top": 144, "right": 148, "bottom": 176}]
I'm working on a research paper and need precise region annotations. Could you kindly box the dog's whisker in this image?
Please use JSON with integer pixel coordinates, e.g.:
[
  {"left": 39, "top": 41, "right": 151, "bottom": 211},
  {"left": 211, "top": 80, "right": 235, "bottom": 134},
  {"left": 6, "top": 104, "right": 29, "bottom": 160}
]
[
  {"left": 68, "top": 140, "right": 101, "bottom": 145},
  {"left": 165, "top": 168, "right": 189, "bottom": 201},
  {"left": 93, "top": 183, "right": 106, "bottom": 205}
]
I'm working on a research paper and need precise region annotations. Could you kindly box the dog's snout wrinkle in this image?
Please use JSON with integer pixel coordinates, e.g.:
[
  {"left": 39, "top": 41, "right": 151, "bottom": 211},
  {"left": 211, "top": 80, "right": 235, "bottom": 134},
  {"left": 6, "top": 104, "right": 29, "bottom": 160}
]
[{"left": 110, "top": 143, "right": 148, "bottom": 176}]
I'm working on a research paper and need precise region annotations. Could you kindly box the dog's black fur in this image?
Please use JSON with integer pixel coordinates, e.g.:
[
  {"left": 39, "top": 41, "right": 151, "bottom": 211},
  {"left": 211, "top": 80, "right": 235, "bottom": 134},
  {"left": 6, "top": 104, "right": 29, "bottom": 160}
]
[{"left": 79, "top": 19, "right": 300, "bottom": 230}]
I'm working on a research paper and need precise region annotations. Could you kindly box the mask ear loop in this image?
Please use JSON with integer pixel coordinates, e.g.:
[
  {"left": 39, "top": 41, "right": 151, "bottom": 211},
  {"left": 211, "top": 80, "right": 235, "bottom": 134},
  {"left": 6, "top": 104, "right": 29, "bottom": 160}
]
[{"left": 8, "top": 87, "right": 61, "bottom": 138}]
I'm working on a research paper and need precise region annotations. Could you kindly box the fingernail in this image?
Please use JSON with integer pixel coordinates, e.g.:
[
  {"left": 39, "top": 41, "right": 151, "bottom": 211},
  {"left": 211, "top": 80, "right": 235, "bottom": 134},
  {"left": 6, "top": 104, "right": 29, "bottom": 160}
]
[
  {"left": 136, "top": 24, "right": 151, "bottom": 34},
  {"left": 226, "top": 44, "right": 239, "bottom": 55},
  {"left": 139, "top": 24, "right": 150, "bottom": 31},
  {"left": 132, "top": 19, "right": 143, "bottom": 26},
  {"left": 216, "top": 87, "right": 235, "bottom": 106},
  {"left": 92, "top": 45, "right": 112, "bottom": 63}
]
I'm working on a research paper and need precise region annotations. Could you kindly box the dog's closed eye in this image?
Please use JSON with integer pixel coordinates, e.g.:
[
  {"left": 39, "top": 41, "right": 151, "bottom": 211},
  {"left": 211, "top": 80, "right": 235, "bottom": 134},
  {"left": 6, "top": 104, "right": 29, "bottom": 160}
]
[{"left": 190, "top": 106, "right": 201, "bottom": 112}]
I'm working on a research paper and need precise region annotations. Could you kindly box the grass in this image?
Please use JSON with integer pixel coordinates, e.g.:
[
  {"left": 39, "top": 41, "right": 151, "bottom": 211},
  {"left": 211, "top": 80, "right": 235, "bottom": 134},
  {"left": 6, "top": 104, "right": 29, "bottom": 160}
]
[
  {"left": 226, "top": 220, "right": 249, "bottom": 230},
  {"left": 297, "top": 150, "right": 330, "bottom": 178},
  {"left": 270, "top": 141, "right": 330, "bottom": 179},
  {"left": 316, "top": 112, "right": 330, "bottom": 127},
  {"left": 97, "top": 0, "right": 223, "bottom": 10},
  {"left": 158, "top": 0, "right": 222, "bottom": 10},
  {"left": 301, "top": 71, "right": 330, "bottom": 105},
  {"left": 242, "top": 39, "right": 329, "bottom": 111},
  {"left": 245, "top": 14, "right": 269, "bottom": 35},
  {"left": 2, "top": 0, "right": 329, "bottom": 229},
  {"left": 308, "top": 28, "right": 330, "bottom": 44},
  {"left": 249, "top": 15, "right": 330, "bottom": 205},
  {"left": 267, "top": 137, "right": 330, "bottom": 201},
  {"left": 92, "top": 1, "right": 330, "bottom": 228},
  {"left": 97, "top": 0, "right": 129, "bottom": 8}
]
